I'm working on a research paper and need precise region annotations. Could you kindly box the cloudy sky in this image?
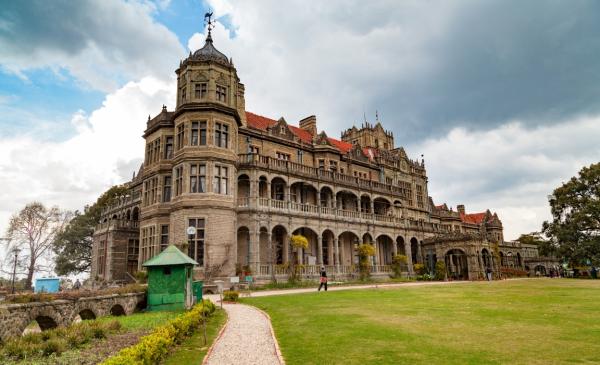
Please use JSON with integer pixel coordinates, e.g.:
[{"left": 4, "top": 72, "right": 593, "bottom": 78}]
[{"left": 1, "top": 0, "right": 599, "bottom": 255}]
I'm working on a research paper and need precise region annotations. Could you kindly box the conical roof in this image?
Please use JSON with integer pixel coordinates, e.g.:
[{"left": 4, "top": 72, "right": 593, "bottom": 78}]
[{"left": 142, "top": 245, "right": 198, "bottom": 267}]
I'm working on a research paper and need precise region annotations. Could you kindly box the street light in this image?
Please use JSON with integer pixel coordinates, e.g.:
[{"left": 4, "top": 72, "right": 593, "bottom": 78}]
[{"left": 10, "top": 247, "right": 21, "bottom": 294}]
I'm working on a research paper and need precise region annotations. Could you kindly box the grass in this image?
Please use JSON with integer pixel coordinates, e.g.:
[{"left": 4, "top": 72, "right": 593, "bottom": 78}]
[
  {"left": 95, "top": 310, "right": 183, "bottom": 331},
  {"left": 161, "top": 308, "right": 227, "bottom": 365},
  {"left": 252, "top": 277, "right": 415, "bottom": 291},
  {"left": 243, "top": 279, "right": 600, "bottom": 365}
]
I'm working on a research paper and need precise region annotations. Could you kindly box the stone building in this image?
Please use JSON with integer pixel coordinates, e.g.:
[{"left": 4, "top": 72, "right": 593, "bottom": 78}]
[{"left": 91, "top": 27, "right": 553, "bottom": 284}]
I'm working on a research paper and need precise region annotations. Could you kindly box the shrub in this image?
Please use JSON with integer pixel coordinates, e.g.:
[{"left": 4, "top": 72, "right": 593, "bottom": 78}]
[
  {"left": 357, "top": 244, "right": 376, "bottom": 281},
  {"left": 391, "top": 254, "right": 408, "bottom": 278},
  {"left": 414, "top": 263, "right": 426, "bottom": 275},
  {"left": 101, "top": 300, "right": 215, "bottom": 365},
  {"left": 434, "top": 261, "right": 446, "bottom": 281},
  {"left": 41, "top": 338, "right": 67, "bottom": 356},
  {"left": 417, "top": 273, "right": 434, "bottom": 281},
  {"left": 223, "top": 290, "right": 239, "bottom": 302},
  {"left": 500, "top": 267, "right": 529, "bottom": 278}
]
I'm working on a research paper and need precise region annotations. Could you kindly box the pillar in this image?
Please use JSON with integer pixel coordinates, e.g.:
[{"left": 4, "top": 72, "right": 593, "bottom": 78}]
[
  {"left": 405, "top": 240, "right": 414, "bottom": 275},
  {"left": 328, "top": 236, "right": 334, "bottom": 265},
  {"left": 251, "top": 230, "right": 260, "bottom": 272},
  {"left": 283, "top": 231, "right": 289, "bottom": 264},
  {"left": 317, "top": 235, "right": 323, "bottom": 265},
  {"left": 334, "top": 237, "right": 340, "bottom": 272}
]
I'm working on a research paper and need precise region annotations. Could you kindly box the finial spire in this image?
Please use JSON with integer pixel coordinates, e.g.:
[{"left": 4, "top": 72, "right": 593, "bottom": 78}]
[
  {"left": 204, "top": 10, "right": 215, "bottom": 41},
  {"left": 375, "top": 110, "right": 379, "bottom": 122}
]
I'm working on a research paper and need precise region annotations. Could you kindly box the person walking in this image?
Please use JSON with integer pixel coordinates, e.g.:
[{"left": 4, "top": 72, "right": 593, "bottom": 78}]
[
  {"left": 486, "top": 267, "right": 493, "bottom": 281},
  {"left": 318, "top": 266, "right": 328, "bottom": 291}
]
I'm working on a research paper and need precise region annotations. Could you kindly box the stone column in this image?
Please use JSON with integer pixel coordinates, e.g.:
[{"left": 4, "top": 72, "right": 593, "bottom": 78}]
[
  {"left": 392, "top": 240, "right": 398, "bottom": 256},
  {"left": 283, "top": 231, "right": 289, "bottom": 264},
  {"left": 252, "top": 230, "right": 260, "bottom": 273},
  {"left": 317, "top": 235, "right": 323, "bottom": 265},
  {"left": 334, "top": 236, "right": 340, "bottom": 272},
  {"left": 416, "top": 240, "right": 423, "bottom": 264},
  {"left": 328, "top": 237, "right": 334, "bottom": 266},
  {"left": 405, "top": 240, "right": 414, "bottom": 275}
]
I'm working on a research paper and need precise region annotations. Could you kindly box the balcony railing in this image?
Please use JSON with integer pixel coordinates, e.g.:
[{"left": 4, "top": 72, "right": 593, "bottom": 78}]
[
  {"left": 238, "top": 153, "right": 409, "bottom": 198},
  {"left": 95, "top": 219, "right": 140, "bottom": 231},
  {"left": 238, "top": 197, "right": 410, "bottom": 227},
  {"left": 257, "top": 264, "right": 392, "bottom": 277}
]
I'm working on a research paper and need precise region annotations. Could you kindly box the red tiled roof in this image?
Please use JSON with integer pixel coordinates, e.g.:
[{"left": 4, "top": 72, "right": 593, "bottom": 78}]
[
  {"left": 327, "top": 137, "right": 353, "bottom": 153},
  {"left": 460, "top": 212, "right": 487, "bottom": 224},
  {"left": 288, "top": 125, "right": 313, "bottom": 143},
  {"left": 246, "top": 111, "right": 277, "bottom": 130}
]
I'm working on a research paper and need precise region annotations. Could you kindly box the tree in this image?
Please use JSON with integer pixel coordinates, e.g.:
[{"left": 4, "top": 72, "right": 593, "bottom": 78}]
[
  {"left": 288, "top": 234, "right": 308, "bottom": 283},
  {"left": 5, "top": 202, "right": 70, "bottom": 289},
  {"left": 542, "top": 162, "right": 600, "bottom": 266},
  {"left": 53, "top": 184, "right": 128, "bottom": 276},
  {"left": 357, "top": 243, "right": 376, "bottom": 280},
  {"left": 516, "top": 232, "right": 555, "bottom": 257}
]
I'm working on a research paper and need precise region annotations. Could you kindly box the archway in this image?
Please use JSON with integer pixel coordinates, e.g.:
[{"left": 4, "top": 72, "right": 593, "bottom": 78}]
[
  {"left": 290, "top": 182, "right": 318, "bottom": 205},
  {"left": 110, "top": 304, "right": 126, "bottom": 316},
  {"left": 445, "top": 249, "right": 469, "bottom": 280},
  {"left": 320, "top": 186, "right": 334, "bottom": 207},
  {"left": 271, "top": 177, "right": 287, "bottom": 201},
  {"left": 360, "top": 195, "right": 371, "bottom": 213},
  {"left": 237, "top": 174, "right": 250, "bottom": 204},
  {"left": 534, "top": 265, "right": 547, "bottom": 276},
  {"left": 258, "top": 176, "right": 268, "bottom": 200},
  {"left": 321, "top": 229, "right": 335, "bottom": 265},
  {"left": 292, "top": 227, "right": 318, "bottom": 265},
  {"left": 336, "top": 190, "right": 358, "bottom": 211},
  {"left": 373, "top": 197, "right": 391, "bottom": 215},
  {"left": 376, "top": 235, "right": 394, "bottom": 265},
  {"left": 132, "top": 207, "right": 139, "bottom": 221},
  {"left": 396, "top": 236, "right": 406, "bottom": 256},
  {"left": 410, "top": 237, "right": 419, "bottom": 264},
  {"left": 237, "top": 227, "right": 250, "bottom": 267},
  {"left": 271, "top": 225, "right": 287, "bottom": 264},
  {"left": 338, "top": 231, "right": 360, "bottom": 266},
  {"left": 77, "top": 309, "right": 97, "bottom": 321},
  {"left": 481, "top": 248, "right": 492, "bottom": 269}
]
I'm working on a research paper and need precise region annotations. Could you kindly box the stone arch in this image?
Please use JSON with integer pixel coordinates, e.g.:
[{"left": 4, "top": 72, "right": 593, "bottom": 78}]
[
  {"left": 237, "top": 174, "right": 250, "bottom": 199},
  {"left": 375, "top": 234, "right": 394, "bottom": 265},
  {"left": 396, "top": 236, "right": 406, "bottom": 256},
  {"left": 237, "top": 226, "right": 251, "bottom": 267},
  {"left": 258, "top": 175, "right": 268, "bottom": 198},
  {"left": 271, "top": 177, "right": 287, "bottom": 201},
  {"left": 445, "top": 248, "right": 469, "bottom": 280},
  {"left": 290, "top": 181, "right": 318, "bottom": 205},
  {"left": 534, "top": 265, "right": 547, "bottom": 276},
  {"left": 410, "top": 237, "right": 420, "bottom": 264},
  {"left": 321, "top": 229, "right": 336, "bottom": 265},
  {"left": 336, "top": 190, "right": 359, "bottom": 211},
  {"left": 292, "top": 227, "right": 319, "bottom": 264},
  {"left": 112, "top": 214, "right": 118, "bottom": 220},
  {"left": 272, "top": 225, "right": 288, "bottom": 265},
  {"left": 319, "top": 186, "right": 335, "bottom": 207},
  {"left": 373, "top": 197, "right": 392, "bottom": 215},
  {"left": 132, "top": 207, "right": 139, "bottom": 221},
  {"left": 393, "top": 200, "right": 403, "bottom": 217},
  {"left": 126, "top": 209, "right": 131, "bottom": 220},
  {"left": 77, "top": 309, "right": 97, "bottom": 321},
  {"left": 481, "top": 248, "right": 492, "bottom": 269},
  {"left": 360, "top": 194, "right": 372, "bottom": 213},
  {"left": 110, "top": 304, "right": 126, "bottom": 316},
  {"left": 338, "top": 231, "right": 360, "bottom": 266},
  {"left": 517, "top": 252, "right": 522, "bottom": 268},
  {"left": 362, "top": 232, "right": 373, "bottom": 244}
]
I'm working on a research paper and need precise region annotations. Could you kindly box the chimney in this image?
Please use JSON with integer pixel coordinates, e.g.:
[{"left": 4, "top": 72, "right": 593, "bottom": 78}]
[
  {"left": 457, "top": 204, "right": 465, "bottom": 215},
  {"left": 299, "top": 115, "right": 317, "bottom": 137}
]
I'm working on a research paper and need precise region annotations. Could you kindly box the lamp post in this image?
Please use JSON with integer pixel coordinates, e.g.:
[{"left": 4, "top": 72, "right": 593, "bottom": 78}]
[{"left": 11, "top": 247, "right": 21, "bottom": 294}]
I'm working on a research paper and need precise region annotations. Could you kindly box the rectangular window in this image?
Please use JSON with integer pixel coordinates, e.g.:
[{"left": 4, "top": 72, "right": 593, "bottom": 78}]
[
  {"left": 277, "top": 152, "right": 290, "bottom": 161},
  {"left": 215, "top": 122, "right": 228, "bottom": 148},
  {"left": 146, "top": 143, "right": 152, "bottom": 164},
  {"left": 329, "top": 160, "right": 338, "bottom": 172},
  {"left": 250, "top": 145, "right": 260, "bottom": 154},
  {"left": 127, "top": 238, "right": 139, "bottom": 275},
  {"left": 174, "top": 166, "right": 183, "bottom": 196},
  {"left": 200, "top": 121, "right": 207, "bottom": 145},
  {"left": 181, "top": 87, "right": 186, "bottom": 102},
  {"left": 165, "top": 136, "right": 173, "bottom": 159},
  {"left": 160, "top": 225, "right": 169, "bottom": 251},
  {"left": 190, "top": 163, "right": 206, "bottom": 193},
  {"left": 216, "top": 85, "right": 227, "bottom": 102},
  {"left": 213, "top": 165, "right": 228, "bottom": 194},
  {"left": 297, "top": 150, "right": 303, "bottom": 164},
  {"left": 191, "top": 122, "right": 199, "bottom": 145},
  {"left": 153, "top": 139, "right": 160, "bottom": 163},
  {"left": 201, "top": 83, "right": 207, "bottom": 98},
  {"left": 163, "top": 175, "right": 172, "bottom": 202},
  {"left": 318, "top": 159, "right": 325, "bottom": 170},
  {"left": 195, "top": 83, "right": 207, "bottom": 99},
  {"left": 176, "top": 124, "right": 184, "bottom": 150},
  {"left": 188, "top": 218, "right": 205, "bottom": 265}
]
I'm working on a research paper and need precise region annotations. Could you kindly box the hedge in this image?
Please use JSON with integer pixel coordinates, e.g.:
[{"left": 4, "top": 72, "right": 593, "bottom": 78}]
[{"left": 100, "top": 300, "right": 216, "bottom": 365}]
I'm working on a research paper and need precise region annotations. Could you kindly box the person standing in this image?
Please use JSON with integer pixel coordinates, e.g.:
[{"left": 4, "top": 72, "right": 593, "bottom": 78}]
[
  {"left": 318, "top": 266, "right": 328, "bottom": 291},
  {"left": 486, "top": 267, "right": 493, "bottom": 281}
]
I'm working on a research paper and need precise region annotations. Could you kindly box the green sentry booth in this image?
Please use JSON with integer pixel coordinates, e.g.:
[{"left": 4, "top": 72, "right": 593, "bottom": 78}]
[{"left": 142, "top": 245, "right": 198, "bottom": 311}]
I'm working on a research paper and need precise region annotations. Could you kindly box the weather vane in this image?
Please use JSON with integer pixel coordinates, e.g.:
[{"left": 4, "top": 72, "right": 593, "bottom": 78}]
[{"left": 204, "top": 10, "right": 215, "bottom": 36}]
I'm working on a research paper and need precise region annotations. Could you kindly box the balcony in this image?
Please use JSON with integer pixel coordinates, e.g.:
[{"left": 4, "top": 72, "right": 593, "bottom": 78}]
[
  {"left": 238, "top": 153, "right": 409, "bottom": 199},
  {"left": 256, "top": 264, "right": 393, "bottom": 278},
  {"left": 236, "top": 196, "right": 436, "bottom": 230},
  {"left": 95, "top": 219, "right": 140, "bottom": 232}
]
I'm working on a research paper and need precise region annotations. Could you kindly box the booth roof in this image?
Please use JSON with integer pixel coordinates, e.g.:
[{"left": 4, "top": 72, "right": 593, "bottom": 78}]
[{"left": 142, "top": 245, "right": 198, "bottom": 267}]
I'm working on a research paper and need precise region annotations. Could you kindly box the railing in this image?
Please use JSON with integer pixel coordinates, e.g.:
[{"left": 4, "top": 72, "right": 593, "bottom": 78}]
[
  {"left": 238, "top": 153, "right": 409, "bottom": 198},
  {"left": 236, "top": 197, "right": 438, "bottom": 232},
  {"left": 95, "top": 219, "right": 139, "bottom": 231},
  {"left": 255, "top": 264, "right": 393, "bottom": 277}
]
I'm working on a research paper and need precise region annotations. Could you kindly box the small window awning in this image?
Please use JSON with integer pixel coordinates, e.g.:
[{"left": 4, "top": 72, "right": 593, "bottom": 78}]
[{"left": 142, "top": 245, "right": 198, "bottom": 267}]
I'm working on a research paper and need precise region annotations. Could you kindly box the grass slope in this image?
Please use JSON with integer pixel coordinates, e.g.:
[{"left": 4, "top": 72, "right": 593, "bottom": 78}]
[{"left": 244, "top": 279, "right": 600, "bottom": 365}]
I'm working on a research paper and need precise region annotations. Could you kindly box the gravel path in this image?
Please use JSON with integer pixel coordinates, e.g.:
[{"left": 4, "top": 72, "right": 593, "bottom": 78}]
[{"left": 204, "top": 303, "right": 283, "bottom": 365}]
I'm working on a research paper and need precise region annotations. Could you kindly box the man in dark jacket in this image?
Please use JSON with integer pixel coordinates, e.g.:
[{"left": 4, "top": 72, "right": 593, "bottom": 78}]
[{"left": 318, "top": 266, "right": 328, "bottom": 291}]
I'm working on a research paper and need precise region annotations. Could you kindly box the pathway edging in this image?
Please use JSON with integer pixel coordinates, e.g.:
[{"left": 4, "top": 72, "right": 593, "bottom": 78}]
[
  {"left": 201, "top": 306, "right": 230, "bottom": 365},
  {"left": 251, "top": 304, "right": 285, "bottom": 364}
]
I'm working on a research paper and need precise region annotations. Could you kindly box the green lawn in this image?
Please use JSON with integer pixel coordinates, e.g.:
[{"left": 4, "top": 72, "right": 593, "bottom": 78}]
[
  {"left": 162, "top": 308, "right": 227, "bottom": 365},
  {"left": 243, "top": 279, "right": 600, "bottom": 365},
  {"left": 95, "top": 309, "right": 183, "bottom": 331}
]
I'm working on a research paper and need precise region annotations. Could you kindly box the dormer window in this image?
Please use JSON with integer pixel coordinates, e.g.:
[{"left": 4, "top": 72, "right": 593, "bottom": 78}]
[
  {"left": 216, "top": 85, "right": 227, "bottom": 102},
  {"left": 280, "top": 126, "right": 286, "bottom": 134}
]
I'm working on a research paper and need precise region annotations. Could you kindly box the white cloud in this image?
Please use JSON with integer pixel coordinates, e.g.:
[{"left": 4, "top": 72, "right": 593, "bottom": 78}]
[
  {"left": 0, "top": 0, "right": 184, "bottom": 92},
  {"left": 417, "top": 117, "right": 600, "bottom": 240},
  {"left": 0, "top": 76, "right": 176, "bottom": 237}
]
